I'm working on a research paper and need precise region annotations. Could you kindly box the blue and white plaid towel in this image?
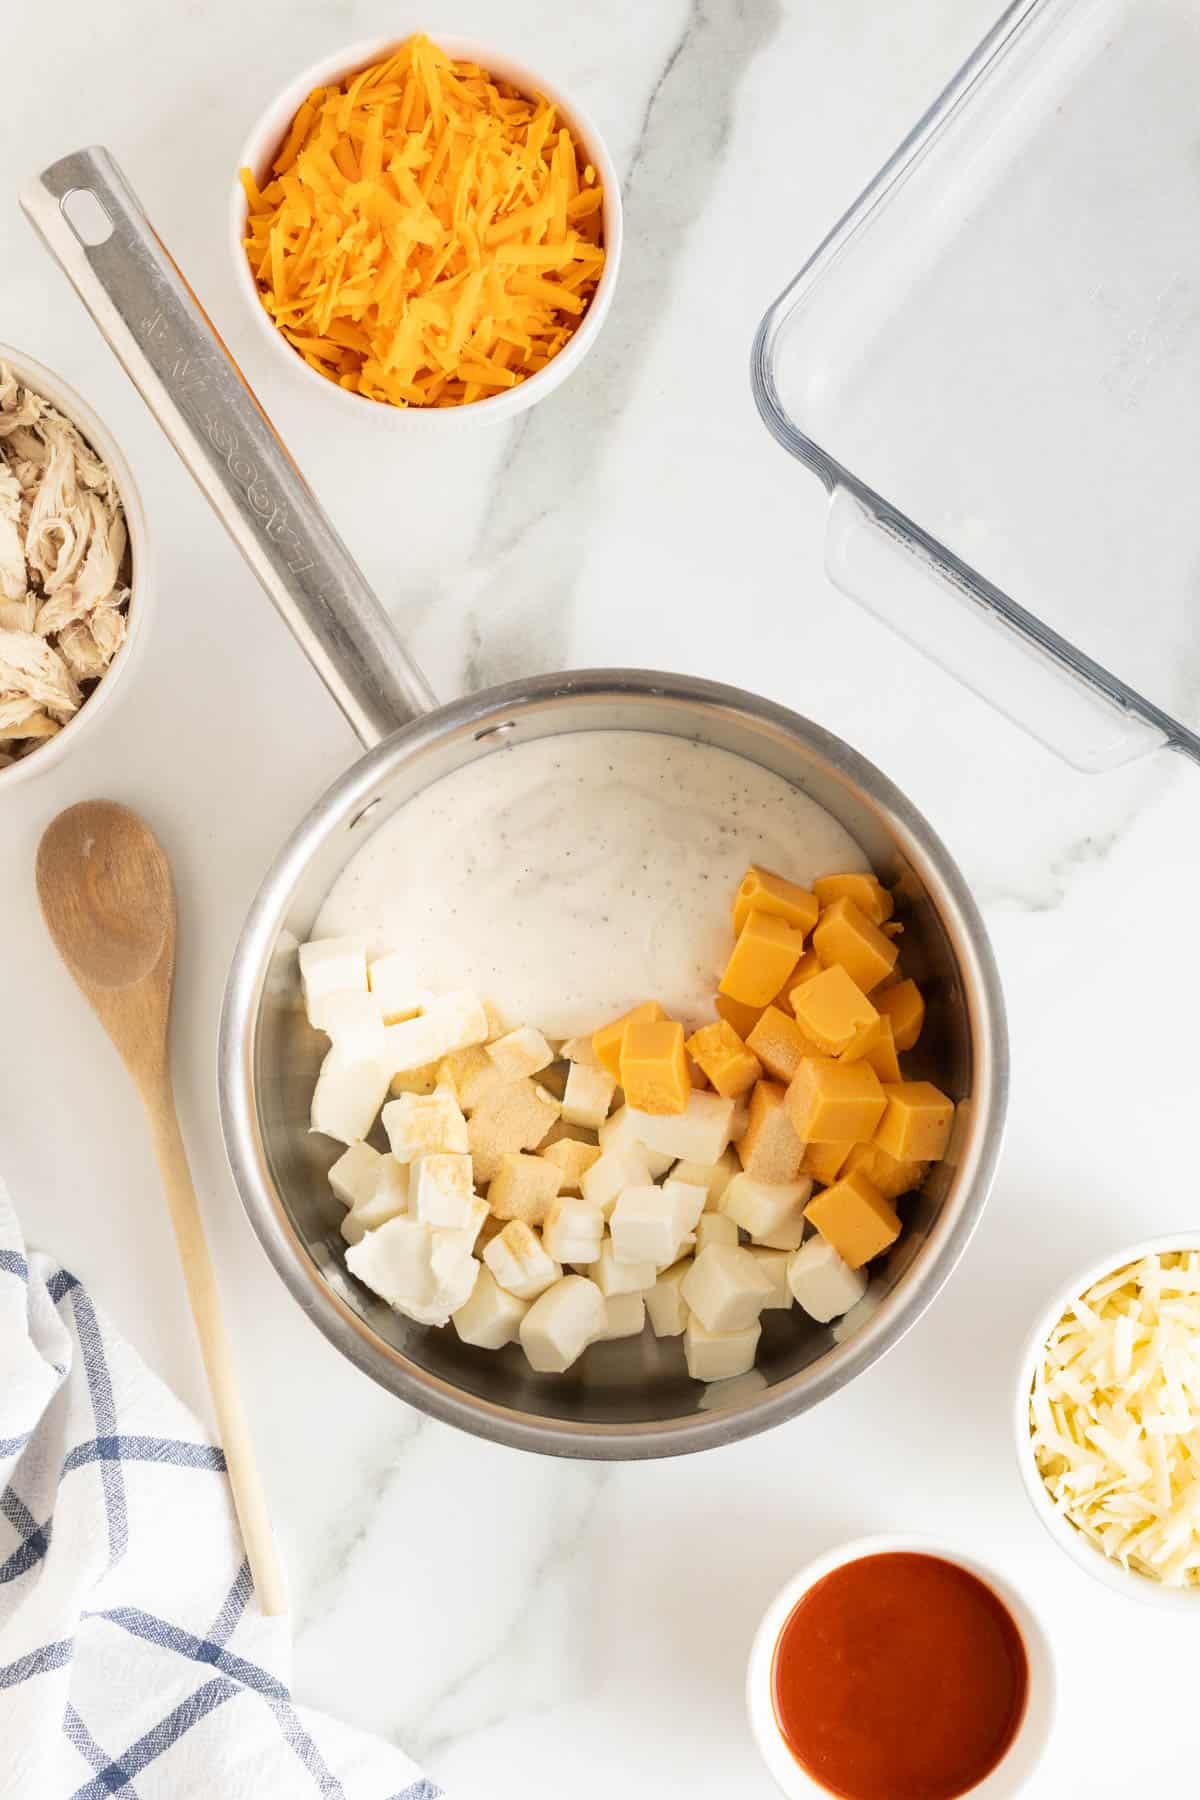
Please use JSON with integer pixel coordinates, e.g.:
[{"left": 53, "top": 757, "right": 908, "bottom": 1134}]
[{"left": 0, "top": 1179, "right": 441, "bottom": 1800}]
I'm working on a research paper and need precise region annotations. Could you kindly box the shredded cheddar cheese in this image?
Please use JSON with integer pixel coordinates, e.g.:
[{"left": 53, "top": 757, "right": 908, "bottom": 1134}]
[{"left": 240, "top": 34, "right": 606, "bottom": 407}]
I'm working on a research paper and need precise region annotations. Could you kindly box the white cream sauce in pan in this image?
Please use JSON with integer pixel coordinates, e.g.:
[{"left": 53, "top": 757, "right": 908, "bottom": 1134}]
[{"left": 315, "top": 730, "right": 867, "bottom": 1039}]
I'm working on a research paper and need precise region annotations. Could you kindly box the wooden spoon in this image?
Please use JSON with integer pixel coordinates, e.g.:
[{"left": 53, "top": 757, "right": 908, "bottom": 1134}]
[{"left": 36, "top": 800, "right": 286, "bottom": 1617}]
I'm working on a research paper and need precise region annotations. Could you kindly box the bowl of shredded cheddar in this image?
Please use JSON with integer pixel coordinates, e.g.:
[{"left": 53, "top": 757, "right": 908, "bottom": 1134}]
[{"left": 231, "top": 32, "right": 620, "bottom": 416}]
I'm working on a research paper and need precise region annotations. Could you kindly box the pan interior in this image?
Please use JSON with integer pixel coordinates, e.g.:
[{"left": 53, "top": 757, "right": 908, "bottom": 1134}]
[{"left": 247, "top": 686, "right": 977, "bottom": 1435}]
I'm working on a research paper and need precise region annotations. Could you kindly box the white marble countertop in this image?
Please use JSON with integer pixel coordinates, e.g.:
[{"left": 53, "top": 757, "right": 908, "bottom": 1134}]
[{"left": 4, "top": 1, "right": 1198, "bottom": 1792}]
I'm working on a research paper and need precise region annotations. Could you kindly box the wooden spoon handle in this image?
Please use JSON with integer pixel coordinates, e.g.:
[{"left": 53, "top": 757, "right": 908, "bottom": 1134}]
[{"left": 143, "top": 1078, "right": 287, "bottom": 1617}]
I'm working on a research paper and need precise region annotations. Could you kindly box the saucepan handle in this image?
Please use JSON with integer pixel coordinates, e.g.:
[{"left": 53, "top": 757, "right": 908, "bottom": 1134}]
[{"left": 21, "top": 146, "right": 436, "bottom": 750}]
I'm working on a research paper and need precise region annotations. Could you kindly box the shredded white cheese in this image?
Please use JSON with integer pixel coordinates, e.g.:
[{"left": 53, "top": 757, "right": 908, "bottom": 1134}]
[{"left": 1030, "top": 1251, "right": 1200, "bottom": 1586}]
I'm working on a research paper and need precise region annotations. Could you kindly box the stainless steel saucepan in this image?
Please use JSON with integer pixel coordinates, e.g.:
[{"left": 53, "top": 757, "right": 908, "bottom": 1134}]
[{"left": 25, "top": 149, "right": 1008, "bottom": 1458}]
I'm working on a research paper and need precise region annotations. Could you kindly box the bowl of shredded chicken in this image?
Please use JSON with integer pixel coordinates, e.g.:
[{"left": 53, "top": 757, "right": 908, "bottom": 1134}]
[
  {"left": 1016, "top": 1234, "right": 1200, "bottom": 1609},
  {"left": 0, "top": 351, "right": 146, "bottom": 781}
]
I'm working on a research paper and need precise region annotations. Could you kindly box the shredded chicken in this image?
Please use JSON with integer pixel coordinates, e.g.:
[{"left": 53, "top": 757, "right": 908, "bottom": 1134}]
[{"left": 0, "top": 363, "right": 131, "bottom": 765}]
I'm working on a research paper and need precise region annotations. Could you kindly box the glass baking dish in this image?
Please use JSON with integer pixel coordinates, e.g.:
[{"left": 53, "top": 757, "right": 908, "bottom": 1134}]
[{"left": 752, "top": 0, "right": 1200, "bottom": 772}]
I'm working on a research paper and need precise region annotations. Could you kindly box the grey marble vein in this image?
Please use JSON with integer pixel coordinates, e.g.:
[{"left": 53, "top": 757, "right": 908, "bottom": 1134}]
[
  {"left": 397, "top": 1462, "right": 612, "bottom": 1760},
  {"left": 971, "top": 749, "right": 1181, "bottom": 913},
  {"left": 453, "top": 0, "right": 785, "bottom": 695},
  {"left": 292, "top": 1407, "right": 428, "bottom": 1636}
]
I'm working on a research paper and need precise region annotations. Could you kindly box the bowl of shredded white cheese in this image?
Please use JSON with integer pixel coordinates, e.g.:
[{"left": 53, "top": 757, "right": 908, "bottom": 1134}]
[
  {"left": 1016, "top": 1234, "right": 1200, "bottom": 1608},
  {"left": 0, "top": 346, "right": 150, "bottom": 786}
]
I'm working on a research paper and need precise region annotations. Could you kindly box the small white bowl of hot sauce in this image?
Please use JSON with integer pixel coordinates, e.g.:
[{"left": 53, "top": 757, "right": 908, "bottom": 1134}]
[{"left": 746, "top": 1535, "right": 1055, "bottom": 1800}]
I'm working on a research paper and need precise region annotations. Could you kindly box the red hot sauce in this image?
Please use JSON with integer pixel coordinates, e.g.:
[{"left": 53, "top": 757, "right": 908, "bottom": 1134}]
[{"left": 771, "top": 1552, "right": 1028, "bottom": 1800}]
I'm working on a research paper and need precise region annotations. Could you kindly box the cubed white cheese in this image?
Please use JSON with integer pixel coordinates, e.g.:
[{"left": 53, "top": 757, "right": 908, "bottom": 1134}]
[
  {"left": 645, "top": 1259, "right": 691, "bottom": 1337},
  {"left": 476, "top": 1212, "right": 506, "bottom": 1252},
  {"left": 339, "top": 1157, "right": 410, "bottom": 1244},
  {"left": 560, "top": 1034, "right": 604, "bottom": 1069},
  {"left": 486, "top": 1026, "right": 555, "bottom": 1081},
  {"left": 750, "top": 1247, "right": 794, "bottom": 1309},
  {"left": 561, "top": 1062, "right": 618, "bottom": 1131},
  {"left": 543, "top": 1197, "right": 605, "bottom": 1265},
  {"left": 684, "top": 1313, "right": 761, "bottom": 1382},
  {"left": 670, "top": 1150, "right": 740, "bottom": 1210},
  {"left": 348, "top": 1221, "right": 477, "bottom": 1324},
  {"left": 483, "top": 1000, "right": 509, "bottom": 1040},
  {"left": 599, "top": 1107, "right": 674, "bottom": 1178},
  {"left": 695, "top": 1212, "right": 739, "bottom": 1255},
  {"left": 438, "top": 1045, "right": 508, "bottom": 1111},
  {"left": 452, "top": 1264, "right": 529, "bottom": 1349},
  {"left": 299, "top": 937, "right": 367, "bottom": 1019},
  {"left": 381, "top": 1088, "right": 469, "bottom": 1162},
  {"left": 327, "top": 1141, "right": 383, "bottom": 1209},
  {"left": 487, "top": 1152, "right": 562, "bottom": 1226},
  {"left": 388, "top": 1062, "right": 440, "bottom": 1097},
  {"left": 367, "top": 953, "right": 430, "bottom": 1024},
  {"left": 697, "top": 1367, "right": 768, "bottom": 1410},
  {"left": 597, "top": 1292, "right": 646, "bottom": 1341},
  {"left": 345, "top": 1215, "right": 438, "bottom": 1318},
  {"left": 468, "top": 1082, "right": 562, "bottom": 1184},
  {"left": 580, "top": 1147, "right": 655, "bottom": 1218},
  {"left": 610, "top": 1186, "right": 686, "bottom": 1268},
  {"left": 787, "top": 1237, "right": 868, "bottom": 1323},
  {"left": 661, "top": 1179, "right": 707, "bottom": 1236},
  {"left": 540, "top": 1136, "right": 602, "bottom": 1193},
  {"left": 681, "top": 1244, "right": 773, "bottom": 1333},
  {"left": 591, "top": 1237, "right": 656, "bottom": 1298},
  {"left": 626, "top": 1091, "right": 737, "bottom": 1166},
  {"left": 463, "top": 1196, "right": 492, "bottom": 1250},
  {"left": 410, "top": 1153, "right": 479, "bottom": 1231},
  {"left": 519, "top": 1275, "right": 606, "bottom": 1372},
  {"left": 721, "top": 1173, "right": 813, "bottom": 1250},
  {"left": 339, "top": 1210, "right": 369, "bottom": 1247},
  {"left": 426, "top": 1228, "right": 481, "bottom": 1322},
  {"left": 382, "top": 989, "right": 489, "bottom": 1075},
  {"left": 308, "top": 989, "right": 386, "bottom": 1064},
  {"left": 483, "top": 1221, "right": 562, "bottom": 1300},
  {"left": 310, "top": 1050, "right": 390, "bottom": 1145}
]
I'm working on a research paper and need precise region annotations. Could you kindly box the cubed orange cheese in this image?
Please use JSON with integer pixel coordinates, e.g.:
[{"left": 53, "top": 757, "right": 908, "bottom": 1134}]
[
  {"left": 790, "top": 965, "right": 879, "bottom": 1055},
  {"left": 747, "top": 1005, "right": 821, "bottom": 1084},
  {"left": 619, "top": 1019, "right": 689, "bottom": 1114},
  {"left": 875, "top": 979, "right": 925, "bottom": 1052},
  {"left": 737, "top": 1079, "right": 806, "bottom": 1183},
  {"left": 732, "top": 866, "right": 819, "bottom": 937},
  {"left": 813, "top": 872, "right": 894, "bottom": 925},
  {"left": 593, "top": 1000, "right": 666, "bottom": 1080},
  {"left": 805, "top": 1170, "right": 901, "bottom": 1269},
  {"left": 719, "top": 910, "right": 805, "bottom": 1008},
  {"left": 843, "top": 1141, "right": 927, "bottom": 1202},
  {"left": 787, "top": 951, "right": 823, "bottom": 995},
  {"left": 714, "top": 993, "right": 764, "bottom": 1039},
  {"left": 786, "top": 1057, "right": 886, "bottom": 1144},
  {"left": 799, "top": 1139, "right": 854, "bottom": 1185},
  {"left": 839, "top": 1014, "right": 902, "bottom": 1084},
  {"left": 813, "top": 898, "right": 899, "bottom": 994},
  {"left": 875, "top": 1081, "right": 954, "bottom": 1162},
  {"left": 685, "top": 1020, "right": 761, "bottom": 1099}
]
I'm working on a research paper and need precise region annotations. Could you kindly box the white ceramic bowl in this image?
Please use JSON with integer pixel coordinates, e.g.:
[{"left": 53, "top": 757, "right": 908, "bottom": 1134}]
[
  {"left": 0, "top": 345, "right": 151, "bottom": 790},
  {"left": 229, "top": 34, "right": 623, "bottom": 424},
  {"left": 746, "top": 1533, "right": 1055, "bottom": 1800},
  {"left": 1015, "top": 1231, "right": 1200, "bottom": 1612}
]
